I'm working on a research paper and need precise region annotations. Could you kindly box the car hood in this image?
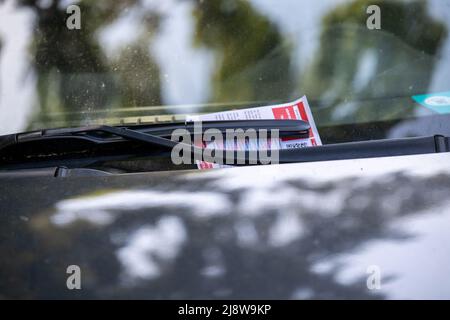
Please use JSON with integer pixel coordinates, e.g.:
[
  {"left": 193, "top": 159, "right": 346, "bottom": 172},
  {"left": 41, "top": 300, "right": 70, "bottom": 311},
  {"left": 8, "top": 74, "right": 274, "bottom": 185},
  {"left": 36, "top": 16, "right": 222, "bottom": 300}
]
[{"left": 1, "top": 153, "right": 450, "bottom": 299}]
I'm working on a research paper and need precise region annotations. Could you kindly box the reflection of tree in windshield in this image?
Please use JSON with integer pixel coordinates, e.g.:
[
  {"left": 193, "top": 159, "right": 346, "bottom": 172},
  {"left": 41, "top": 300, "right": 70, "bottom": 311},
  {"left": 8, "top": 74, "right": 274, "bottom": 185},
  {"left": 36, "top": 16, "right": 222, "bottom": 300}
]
[
  {"left": 302, "top": 0, "right": 447, "bottom": 128},
  {"left": 17, "top": 0, "right": 162, "bottom": 128},
  {"left": 192, "top": 0, "right": 293, "bottom": 105},
  {"left": 10, "top": 0, "right": 447, "bottom": 135}
]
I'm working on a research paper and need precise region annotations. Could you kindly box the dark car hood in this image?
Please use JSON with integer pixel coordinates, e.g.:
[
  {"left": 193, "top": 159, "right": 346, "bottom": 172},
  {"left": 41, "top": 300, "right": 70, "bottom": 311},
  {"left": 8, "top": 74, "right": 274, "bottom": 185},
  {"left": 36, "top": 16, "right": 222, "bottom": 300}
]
[{"left": 1, "top": 153, "right": 450, "bottom": 299}]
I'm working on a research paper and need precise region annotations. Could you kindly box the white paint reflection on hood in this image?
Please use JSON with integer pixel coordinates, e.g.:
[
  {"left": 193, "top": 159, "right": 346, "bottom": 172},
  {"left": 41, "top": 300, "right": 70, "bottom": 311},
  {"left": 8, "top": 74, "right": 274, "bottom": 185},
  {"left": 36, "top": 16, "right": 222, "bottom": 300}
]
[
  {"left": 188, "top": 153, "right": 450, "bottom": 190},
  {"left": 51, "top": 189, "right": 232, "bottom": 226},
  {"left": 234, "top": 219, "right": 259, "bottom": 247},
  {"left": 311, "top": 200, "right": 450, "bottom": 299},
  {"left": 117, "top": 216, "right": 186, "bottom": 282},
  {"left": 237, "top": 187, "right": 347, "bottom": 218},
  {"left": 269, "top": 210, "right": 303, "bottom": 247}
]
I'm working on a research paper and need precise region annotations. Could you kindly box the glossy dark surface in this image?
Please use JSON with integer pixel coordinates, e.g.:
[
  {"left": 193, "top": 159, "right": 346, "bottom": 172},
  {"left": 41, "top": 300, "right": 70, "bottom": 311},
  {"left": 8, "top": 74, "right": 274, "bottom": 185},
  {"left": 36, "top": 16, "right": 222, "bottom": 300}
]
[{"left": 1, "top": 153, "right": 450, "bottom": 299}]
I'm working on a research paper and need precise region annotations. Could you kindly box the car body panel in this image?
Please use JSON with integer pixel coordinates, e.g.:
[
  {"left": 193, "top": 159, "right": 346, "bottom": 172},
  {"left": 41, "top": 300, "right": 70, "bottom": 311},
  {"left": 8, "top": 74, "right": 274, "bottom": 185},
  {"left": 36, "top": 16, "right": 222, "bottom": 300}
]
[{"left": 1, "top": 153, "right": 450, "bottom": 299}]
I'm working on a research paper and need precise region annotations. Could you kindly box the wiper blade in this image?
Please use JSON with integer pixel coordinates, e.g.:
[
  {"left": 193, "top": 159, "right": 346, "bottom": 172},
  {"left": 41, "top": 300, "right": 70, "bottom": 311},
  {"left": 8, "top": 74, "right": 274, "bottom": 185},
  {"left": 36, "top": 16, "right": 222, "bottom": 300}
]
[
  {"left": 277, "top": 135, "right": 450, "bottom": 163},
  {"left": 200, "top": 135, "right": 449, "bottom": 165},
  {"left": 0, "top": 119, "right": 310, "bottom": 150}
]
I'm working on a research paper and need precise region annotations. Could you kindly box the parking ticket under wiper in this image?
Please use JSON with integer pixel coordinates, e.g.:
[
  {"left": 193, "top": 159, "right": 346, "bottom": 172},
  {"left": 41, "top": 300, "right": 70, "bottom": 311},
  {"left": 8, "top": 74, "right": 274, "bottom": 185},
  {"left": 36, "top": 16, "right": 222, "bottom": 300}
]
[{"left": 187, "top": 96, "right": 322, "bottom": 169}]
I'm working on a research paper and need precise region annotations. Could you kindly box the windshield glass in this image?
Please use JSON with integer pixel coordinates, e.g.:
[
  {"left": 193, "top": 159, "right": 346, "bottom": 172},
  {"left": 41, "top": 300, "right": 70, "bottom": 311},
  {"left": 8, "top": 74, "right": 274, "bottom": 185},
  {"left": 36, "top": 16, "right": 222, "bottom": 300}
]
[{"left": 1, "top": 0, "right": 449, "bottom": 144}]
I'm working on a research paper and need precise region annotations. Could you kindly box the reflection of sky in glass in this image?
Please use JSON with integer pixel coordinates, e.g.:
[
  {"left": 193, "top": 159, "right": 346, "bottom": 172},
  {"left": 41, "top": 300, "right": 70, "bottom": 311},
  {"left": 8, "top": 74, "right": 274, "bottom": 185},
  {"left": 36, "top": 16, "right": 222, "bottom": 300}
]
[
  {"left": 0, "top": 1, "right": 35, "bottom": 135},
  {"left": 98, "top": 0, "right": 215, "bottom": 108},
  {"left": 252, "top": 0, "right": 348, "bottom": 68}
]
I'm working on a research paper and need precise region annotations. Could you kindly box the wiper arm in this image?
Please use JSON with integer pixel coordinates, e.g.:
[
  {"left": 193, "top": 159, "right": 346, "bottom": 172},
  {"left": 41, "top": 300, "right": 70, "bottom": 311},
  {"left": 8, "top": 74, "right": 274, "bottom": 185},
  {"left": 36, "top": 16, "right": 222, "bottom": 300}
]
[{"left": 0, "top": 119, "right": 310, "bottom": 150}]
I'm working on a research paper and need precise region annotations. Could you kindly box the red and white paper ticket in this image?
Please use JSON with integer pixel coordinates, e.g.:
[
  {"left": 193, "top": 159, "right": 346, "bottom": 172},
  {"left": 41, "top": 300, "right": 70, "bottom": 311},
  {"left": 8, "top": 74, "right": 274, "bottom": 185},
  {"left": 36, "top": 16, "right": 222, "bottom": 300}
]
[{"left": 187, "top": 96, "right": 322, "bottom": 169}]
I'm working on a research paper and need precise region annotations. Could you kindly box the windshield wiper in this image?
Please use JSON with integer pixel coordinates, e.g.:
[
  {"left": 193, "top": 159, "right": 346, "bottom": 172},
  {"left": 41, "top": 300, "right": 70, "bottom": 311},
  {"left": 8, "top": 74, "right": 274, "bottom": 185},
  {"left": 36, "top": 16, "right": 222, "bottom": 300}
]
[
  {"left": 0, "top": 120, "right": 310, "bottom": 169},
  {"left": 1, "top": 120, "right": 449, "bottom": 172}
]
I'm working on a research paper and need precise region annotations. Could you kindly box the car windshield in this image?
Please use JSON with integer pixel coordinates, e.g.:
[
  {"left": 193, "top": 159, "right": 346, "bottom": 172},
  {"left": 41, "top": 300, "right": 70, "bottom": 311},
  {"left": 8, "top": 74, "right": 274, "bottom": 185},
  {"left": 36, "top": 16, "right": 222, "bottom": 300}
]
[{"left": 1, "top": 0, "right": 450, "bottom": 144}]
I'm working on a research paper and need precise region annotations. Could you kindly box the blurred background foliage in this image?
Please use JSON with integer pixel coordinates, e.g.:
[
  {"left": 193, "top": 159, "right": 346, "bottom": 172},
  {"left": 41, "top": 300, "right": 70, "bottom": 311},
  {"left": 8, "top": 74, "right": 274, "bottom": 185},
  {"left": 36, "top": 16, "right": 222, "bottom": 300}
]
[
  {"left": 301, "top": 0, "right": 447, "bottom": 126},
  {"left": 1, "top": 0, "right": 447, "bottom": 138},
  {"left": 192, "top": 0, "right": 293, "bottom": 104},
  {"left": 17, "top": 0, "right": 163, "bottom": 127}
]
